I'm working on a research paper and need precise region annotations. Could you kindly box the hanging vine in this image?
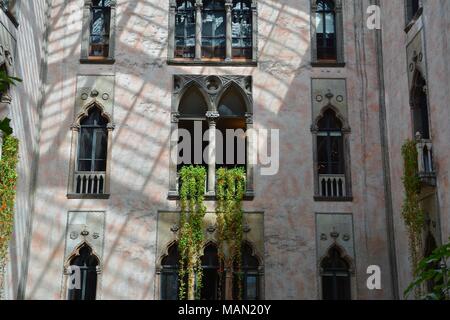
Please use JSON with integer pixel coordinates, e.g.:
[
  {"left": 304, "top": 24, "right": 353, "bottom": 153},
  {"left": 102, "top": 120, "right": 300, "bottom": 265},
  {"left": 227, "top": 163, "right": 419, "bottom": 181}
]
[
  {"left": 216, "top": 167, "right": 246, "bottom": 300},
  {"left": 178, "top": 165, "right": 207, "bottom": 300},
  {"left": 401, "top": 139, "right": 426, "bottom": 296},
  {"left": 0, "top": 135, "right": 19, "bottom": 295}
]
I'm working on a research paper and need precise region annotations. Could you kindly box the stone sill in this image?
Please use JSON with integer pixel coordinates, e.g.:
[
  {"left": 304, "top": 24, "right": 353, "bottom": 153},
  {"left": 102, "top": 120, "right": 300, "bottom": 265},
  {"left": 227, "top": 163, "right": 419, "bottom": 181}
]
[
  {"left": 80, "top": 58, "right": 115, "bottom": 65},
  {"left": 168, "top": 191, "right": 255, "bottom": 201},
  {"left": 311, "top": 62, "right": 346, "bottom": 68},
  {"left": 314, "top": 196, "right": 353, "bottom": 202},
  {"left": 67, "top": 193, "right": 110, "bottom": 200},
  {"left": 167, "top": 59, "right": 257, "bottom": 67}
]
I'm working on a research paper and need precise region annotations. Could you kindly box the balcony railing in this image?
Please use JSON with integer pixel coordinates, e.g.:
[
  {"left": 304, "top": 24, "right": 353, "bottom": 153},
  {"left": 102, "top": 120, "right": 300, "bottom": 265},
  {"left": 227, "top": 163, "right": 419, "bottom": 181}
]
[
  {"left": 319, "top": 174, "right": 346, "bottom": 198},
  {"left": 416, "top": 138, "right": 436, "bottom": 186},
  {"left": 74, "top": 171, "right": 106, "bottom": 195}
]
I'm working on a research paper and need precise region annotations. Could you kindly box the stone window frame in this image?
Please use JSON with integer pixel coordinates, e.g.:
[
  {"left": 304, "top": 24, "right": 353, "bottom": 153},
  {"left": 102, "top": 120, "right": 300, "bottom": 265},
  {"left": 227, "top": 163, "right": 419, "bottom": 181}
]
[
  {"left": 167, "top": 0, "right": 258, "bottom": 66},
  {"left": 311, "top": 105, "right": 352, "bottom": 201},
  {"left": 67, "top": 101, "right": 115, "bottom": 199},
  {"left": 62, "top": 241, "right": 102, "bottom": 300},
  {"left": 80, "top": 0, "right": 117, "bottom": 64},
  {"left": 310, "top": 0, "right": 345, "bottom": 67},
  {"left": 0, "top": 0, "right": 18, "bottom": 27},
  {"left": 404, "top": 0, "right": 423, "bottom": 32},
  {"left": 168, "top": 75, "right": 255, "bottom": 200}
]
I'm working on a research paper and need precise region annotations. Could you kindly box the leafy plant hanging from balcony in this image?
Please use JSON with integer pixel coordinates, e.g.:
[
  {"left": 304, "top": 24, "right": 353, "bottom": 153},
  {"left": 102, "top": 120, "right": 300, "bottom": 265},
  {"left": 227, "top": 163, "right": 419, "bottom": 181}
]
[
  {"left": 216, "top": 167, "right": 246, "bottom": 300},
  {"left": 401, "top": 139, "right": 425, "bottom": 296},
  {"left": 178, "top": 165, "right": 207, "bottom": 300},
  {"left": 0, "top": 135, "right": 19, "bottom": 295}
]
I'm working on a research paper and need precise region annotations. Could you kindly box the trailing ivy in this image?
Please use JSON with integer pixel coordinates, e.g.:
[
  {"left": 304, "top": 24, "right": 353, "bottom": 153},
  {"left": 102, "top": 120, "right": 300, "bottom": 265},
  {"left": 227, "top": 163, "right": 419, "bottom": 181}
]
[
  {"left": 0, "top": 135, "right": 19, "bottom": 294},
  {"left": 216, "top": 167, "right": 246, "bottom": 300},
  {"left": 401, "top": 139, "right": 426, "bottom": 297},
  {"left": 178, "top": 165, "right": 206, "bottom": 300}
]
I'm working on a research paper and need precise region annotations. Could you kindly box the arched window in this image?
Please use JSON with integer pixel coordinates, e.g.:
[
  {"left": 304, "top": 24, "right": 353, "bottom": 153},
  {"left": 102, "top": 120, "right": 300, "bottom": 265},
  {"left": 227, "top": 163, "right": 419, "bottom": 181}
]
[
  {"left": 317, "top": 109, "right": 344, "bottom": 175},
  {"left": 233, "top": 243, "right": 260, "bottom": 300},
  {"left": 217, "top": 85, "right": 247, "bottom": 169},
  {"left": 232, "top": 0, "right": 252, "bottom": 59},
  {"left": 67, "top": 243, "right": 99, "bottom": 300},
  {"left": 175, "top": 0, "right": 196, "bottom": 58},
  {"left": 316, "top": 0, "right": 336, "bottom": 61},
  {"left": 200, "top": 243, "right": 220, "bottom": 300},
  {"left": 161, "top": 243, "right": 180, "bottom": 300},
  {"left": 202, "top": 0, "right": 226, "bottom": 59},
  {"left": 89, "top": 0, "right": 112, "bottom": 58},
  {"left": 411, "top": 72, "right": 430, "bottom": 139},
  {"left": 177, "top": 86, "right": 209, "bottom": 176},
  {"left": 321, "top": 246, "right": 351, "bottom": 300}
]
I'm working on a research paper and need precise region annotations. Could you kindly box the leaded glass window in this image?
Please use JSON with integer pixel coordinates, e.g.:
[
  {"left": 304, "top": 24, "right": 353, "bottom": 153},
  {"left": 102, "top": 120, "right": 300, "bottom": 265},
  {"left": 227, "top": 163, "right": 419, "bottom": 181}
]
[
  {"left": 232, "top": 0, "right": 252, "bottom": 59},
  {"left": 202, "top": 0, "right": 226, "bottom": 59},
  {"left": 67, "top": 243, "right": 99, "bottom": 301},
  {"left": 175, "top": 0, "right": 196, "bottom": 58},
  {"left": 316, "top": 0, "right": 337, "bottom": 61},
  {"left": 90, "top": 0, "right": 112, "bottom": 57}
]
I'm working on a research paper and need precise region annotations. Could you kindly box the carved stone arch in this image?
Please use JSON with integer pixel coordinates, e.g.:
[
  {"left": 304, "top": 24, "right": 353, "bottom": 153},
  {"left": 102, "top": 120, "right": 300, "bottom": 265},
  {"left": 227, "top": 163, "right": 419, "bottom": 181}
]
[
  {"left": 177, "top": 81, "right": 214, "bottom": 113},
  {"left": 157, "top": 240, "right": 179, "bottom": 270},
  {"left": 64, "top": 241, "right": 101, "bottom": 273},
  {"left": 241, "top": 240, "right": 263, "bottom": 266},
  {"left": 201, "top": 240, "right": 219, "bottom": 252},
  {"left": 215, "top": 81, "right": 253, "bottom": 115},
  {"left": 74, "top": 100, "right": 113, "bottom": 127},
  {"left": 313, "top": 104, "right": 350, "bottom": 133},
  {"left": 319, "top": 243, "right": 355, "bottom": 274}
]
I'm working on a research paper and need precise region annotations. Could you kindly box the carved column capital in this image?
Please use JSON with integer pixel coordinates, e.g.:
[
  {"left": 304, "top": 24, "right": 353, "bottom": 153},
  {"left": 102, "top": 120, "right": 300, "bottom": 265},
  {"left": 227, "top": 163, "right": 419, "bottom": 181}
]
[
  {"left": 171, "top": 112, "right": 180, "bottom": 123},
  {"left": 107, "top": 123, "right": 116, "bottom": 131},
  {"left": 70, "top": 123, "right": 81, "bottom": 132},
  {"left": 206, "top": 111, "right": 220, "bottom": 123},
  {"left": 245, "top": 113, "right": 253, "bottom": 124}
]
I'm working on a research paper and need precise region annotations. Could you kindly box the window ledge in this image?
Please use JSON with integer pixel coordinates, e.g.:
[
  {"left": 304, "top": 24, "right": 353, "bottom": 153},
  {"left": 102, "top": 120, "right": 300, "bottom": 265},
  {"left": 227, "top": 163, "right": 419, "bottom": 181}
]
[
  {"left": 67, "top": 193, "right": 110, "bottom": 200},
  {"left": 311, "top": 62, "right": 346, "bottom": 68},
  {"left": 314, "top": 196, "right": 353, "bottom": 202},
  {"left": 167, "top": 59, "right": 257, "bottom": 67},
  {"left": 168, "top": 191, "right": 255, "bottom": 201},
  {"left": 80, "top": 58, "right": 115, "bottom": 65}
]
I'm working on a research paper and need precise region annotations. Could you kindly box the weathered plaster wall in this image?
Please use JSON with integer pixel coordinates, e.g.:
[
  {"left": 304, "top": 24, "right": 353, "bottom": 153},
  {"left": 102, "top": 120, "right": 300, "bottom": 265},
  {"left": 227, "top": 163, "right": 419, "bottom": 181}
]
[
  {"left": 25, "top": 0, "right": 393, "bottom": 300},
  {"left": 380, "top": 0, "right": 450, "bottom": 297},
  {"left": 1, "top": 0, "right": 49, "bottom": 299}
]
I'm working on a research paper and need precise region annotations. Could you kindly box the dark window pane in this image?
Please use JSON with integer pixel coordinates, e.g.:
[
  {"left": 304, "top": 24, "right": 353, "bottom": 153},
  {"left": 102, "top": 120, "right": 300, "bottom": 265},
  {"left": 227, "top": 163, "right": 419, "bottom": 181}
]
[
  {"left": 202, "top": 0, "right": 226, "bottom": 58},
  {"left": 68, "top": 244, "right": 99, "bottom": 301}
]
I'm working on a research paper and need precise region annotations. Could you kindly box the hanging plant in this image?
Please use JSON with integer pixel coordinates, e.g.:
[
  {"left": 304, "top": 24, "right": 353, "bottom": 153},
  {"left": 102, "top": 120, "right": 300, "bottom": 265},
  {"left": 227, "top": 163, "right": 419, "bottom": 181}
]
[
  {"left": 216, "top": 167, "right": 246, "bottom": 300},
  {"left": 0, "top": 135, "right": 19, "bottom": 295},
  {"left": 401, "top": 139, "right": 426, "bottom": 297},
  {"left": 178, "top": 165, "right": 206, "bottom": 300}
]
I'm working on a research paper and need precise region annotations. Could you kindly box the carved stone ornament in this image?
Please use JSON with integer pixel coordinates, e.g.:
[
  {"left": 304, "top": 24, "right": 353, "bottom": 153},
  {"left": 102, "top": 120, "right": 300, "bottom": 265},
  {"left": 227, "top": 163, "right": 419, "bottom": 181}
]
[
  {"left": 93, "top": 232, "right": 100, "bottom": 239},
  {"left": 243, "top": 224, "right": 251, "bottom": 233},
  {"left": 170, "top": 224, "right": 180, "bottom": 233},
  {"left": 70, "top": 231, "right": 79, "bottom": 240},
  {"left": 81, "top": 230, "right": 89, "bottom": 237},
  {"left": 207, "top": 225, "right": 216, "bottom": 233}
]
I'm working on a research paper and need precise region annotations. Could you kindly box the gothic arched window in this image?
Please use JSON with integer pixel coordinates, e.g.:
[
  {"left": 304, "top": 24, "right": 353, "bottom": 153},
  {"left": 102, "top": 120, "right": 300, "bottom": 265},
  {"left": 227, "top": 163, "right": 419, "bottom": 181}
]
[
  {"left": 316, "top": 0, "right": 336, "bottom": 61},
  {"left": 233, "top": 243, "right": 260, "bottom": 300},
  {"left": 175, "top": 0, "right": 196, "bottom": 58},
  {"left": 200, "top": 243, "right": 220, "bottom": 300},
  {"left": 202, "top": 0, "right": 226, "bottom": 59},
  {"left": 317, "top": 109, "right": 344, "bottom": 175},
  {"left": 411, "top": 71, "right": 430, "bottom": 139},
  {"left": 232, "top": 0, "right": 252, "bottom": 59},
  {"left": 67, "top": 243, "right": 99, "bottom": 301},
  {"left": 321, "top": 246, "right": 351, "bottom": 300},
  {"left": 89, "top": 0, "right": 112, "bottom": 58},
  {"left": 161, "top": 243, "right": 180, "bottom": 300}
]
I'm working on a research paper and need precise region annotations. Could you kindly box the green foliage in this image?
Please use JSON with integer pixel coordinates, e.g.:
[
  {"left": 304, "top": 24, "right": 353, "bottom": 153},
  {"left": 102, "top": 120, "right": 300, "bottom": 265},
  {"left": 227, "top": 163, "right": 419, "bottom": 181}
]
[
  {"left": 216, "top": 167, "right": 246, "bottom": 300},
  {"left": 401, "top": 140, "right": 426, "bottom": 297},
  {"left": 0, "top": 135, "right": 19, "bottom": 292},
  {"left": 405, "top": 239, "right": 450, "bottom": 300},
  {"left": 0, "top": 70, "right": 22, "bottom": 136},
  {"left": 178, "top": 165, "right": 206, "bottom": 300}
]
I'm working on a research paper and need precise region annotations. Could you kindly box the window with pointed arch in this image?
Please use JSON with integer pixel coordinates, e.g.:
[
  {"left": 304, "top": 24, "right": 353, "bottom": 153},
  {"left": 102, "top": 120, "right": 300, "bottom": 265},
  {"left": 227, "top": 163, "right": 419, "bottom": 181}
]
[
  {"left": 160, "top": 242, "right": 222, "bottom": 300},
  {"left": 315, "top": 108, "right": 349, "bottom": 199},
  {"left": 410, "top": 71, "right": 430, "bottom": 140},
  {"left": 320, "top": 245, "right": 351, "bottom": 300},
  {"left": 68, "top": 105, "right": 113, "bottom": 198},
  {"left": 233, "top": 242, "right": 260, "bottom": 300},
  {"left": 311, "top": 0, "right": 344, "bottom": 65},
  {"left": 67, "top": 243, "right": 99, "bottom": 300}
]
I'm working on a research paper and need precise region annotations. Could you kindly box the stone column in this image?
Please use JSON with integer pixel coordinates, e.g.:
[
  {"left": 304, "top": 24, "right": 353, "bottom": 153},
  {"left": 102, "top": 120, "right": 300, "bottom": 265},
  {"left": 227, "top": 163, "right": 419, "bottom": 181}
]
[
  {"left": 104, "top": 123, "right": 115, "bottom": 195},
  {"left": 168, "top": 1, "right": 177, "bottom": 60},
  {"left": 251, "top": 1, "right": 258, "bottom": 62},
  {"left": 225, "top": 267, "right": 233, "bottom": 300},
  {"left": 169, "top": 112, "right": 180, "bottom": 197},
  {"left": 206, "top": 111, "right": 219, "bottom": 195},
  {"left": 68, "top": 124, "right": 81, "bottom": 194},
  {"left": 335, "top": 3, "right": 344, "bottom": 63},
  {"left": 195, "top": 1, "right": 203, "bottom": 60},
  {"left": 225, "top": 1, "right": 233, "bottom": 61},
  {"left": 108, "top": 0, "right": 117, "bottom": 61},
  {"left": 80, "top": 1, "right": 92, "bottom": 60},
  {"left": 245, "top": 113, "right": 254, "bottom": 197}
]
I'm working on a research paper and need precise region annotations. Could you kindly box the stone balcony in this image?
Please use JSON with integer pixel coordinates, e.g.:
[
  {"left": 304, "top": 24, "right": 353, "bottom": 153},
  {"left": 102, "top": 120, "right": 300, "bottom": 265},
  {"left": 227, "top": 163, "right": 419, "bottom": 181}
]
[{"left": 416, "top": 137, "right": 436, "bottom": 187}]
